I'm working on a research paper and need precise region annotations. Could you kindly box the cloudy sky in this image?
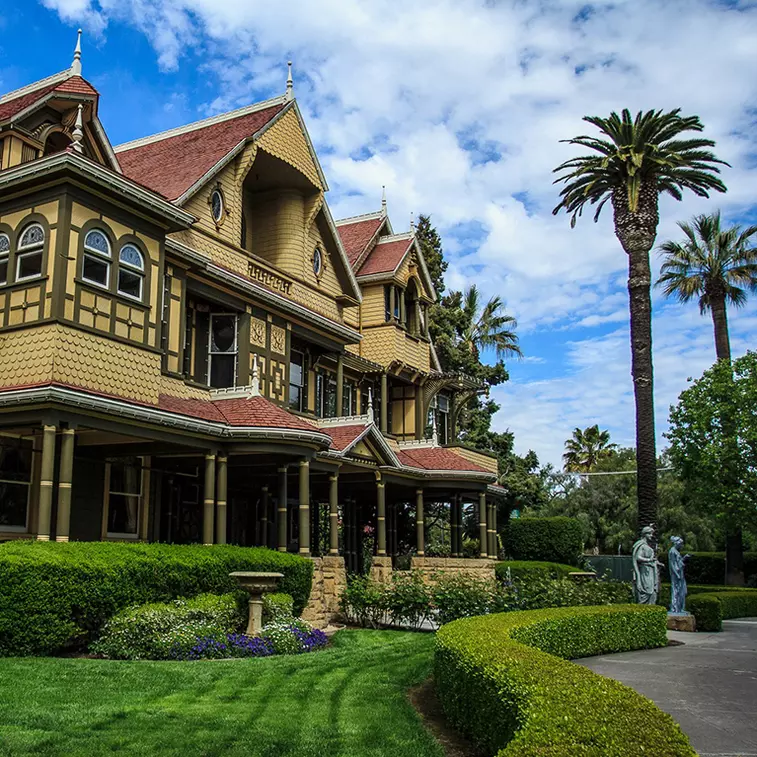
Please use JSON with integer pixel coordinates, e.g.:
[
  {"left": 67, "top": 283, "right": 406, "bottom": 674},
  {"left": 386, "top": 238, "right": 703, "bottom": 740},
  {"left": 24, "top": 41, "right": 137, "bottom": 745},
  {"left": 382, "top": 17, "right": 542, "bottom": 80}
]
[{"left": 2, "top": 0, "right": 756, "bottom": 466}]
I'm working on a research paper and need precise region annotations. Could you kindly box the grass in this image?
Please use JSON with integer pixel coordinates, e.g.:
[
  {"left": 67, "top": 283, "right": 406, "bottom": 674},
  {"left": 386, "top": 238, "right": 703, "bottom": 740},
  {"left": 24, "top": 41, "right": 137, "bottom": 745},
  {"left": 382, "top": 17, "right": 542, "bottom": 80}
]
[{"left": 0, "top": 630, "right": 442, "bottom": 757}]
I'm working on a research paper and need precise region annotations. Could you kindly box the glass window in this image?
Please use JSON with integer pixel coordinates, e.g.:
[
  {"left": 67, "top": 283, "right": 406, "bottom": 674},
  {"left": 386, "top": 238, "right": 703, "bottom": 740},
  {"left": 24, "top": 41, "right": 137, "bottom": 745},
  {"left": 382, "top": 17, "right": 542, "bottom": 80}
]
[
  {"left": 118, "top": 244, "right": 144, "bottom": 300},
  {"left": 342, "top": 381, "right": 355, "bottom": 416},
  {"left": 0, "top": 233, "right": 9, "bottom": 285},
  {"left": 0, "top": 439, "right": 32, "bottom": 530},
  {"left": 211, "top": 190, "right": 224, "bottom": 223},
  {"left": 108, "top": 459, "right": 142, "bottom": 536},
  {"left": 437, "top": 394, "right": 450, "bottom": 445},
  {"left": 16, "top": 223, "right": 44, "bottom": 281},
  {"left": 289, "top": 350, "right": 304, "bottom": 411},
  {"left": 393, "top": 286, "right": 401, "bottom": 320},
  {"left": 313, "top": 246, "right": 323, "bottom": 276},
  {"left": 325, "top": 375, "right": 337, "bottom": 418},
  {"left": 384, "top": 285, "right": 391, "bottom": 322},
  {"left": 208, "top": 313, "right": 237, "bottom": 388},
  {"left": 82, "top": 229, "right": 111, "bottom": 288}
]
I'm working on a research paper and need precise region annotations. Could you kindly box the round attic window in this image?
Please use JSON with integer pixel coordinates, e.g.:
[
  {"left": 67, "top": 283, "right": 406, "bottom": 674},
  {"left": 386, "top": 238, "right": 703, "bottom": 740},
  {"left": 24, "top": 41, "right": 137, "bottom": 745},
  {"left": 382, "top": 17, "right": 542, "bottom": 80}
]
[
  {"left": 211, "top": 189, "right": 224, "bottom": 224},
  {"left": 313, "top": 246, "right": 323, "bottom": 277}
]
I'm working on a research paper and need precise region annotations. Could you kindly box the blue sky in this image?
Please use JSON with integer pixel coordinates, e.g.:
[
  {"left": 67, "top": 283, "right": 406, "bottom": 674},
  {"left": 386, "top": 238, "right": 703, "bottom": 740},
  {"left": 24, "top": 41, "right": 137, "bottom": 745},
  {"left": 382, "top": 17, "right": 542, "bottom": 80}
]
[{"left": 3, "top": 0, "right": 757, "bottom": 466}]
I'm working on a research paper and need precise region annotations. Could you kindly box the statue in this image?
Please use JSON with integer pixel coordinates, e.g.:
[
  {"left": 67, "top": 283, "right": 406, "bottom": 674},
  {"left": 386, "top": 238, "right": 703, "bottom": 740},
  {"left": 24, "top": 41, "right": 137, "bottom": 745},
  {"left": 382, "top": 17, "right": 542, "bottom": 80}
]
[
  {"left": 668, "top": 536, "right": 690, "bottom": 615},
  {"left": 632, "top": 525, "right": 662, "bottom": 605}
]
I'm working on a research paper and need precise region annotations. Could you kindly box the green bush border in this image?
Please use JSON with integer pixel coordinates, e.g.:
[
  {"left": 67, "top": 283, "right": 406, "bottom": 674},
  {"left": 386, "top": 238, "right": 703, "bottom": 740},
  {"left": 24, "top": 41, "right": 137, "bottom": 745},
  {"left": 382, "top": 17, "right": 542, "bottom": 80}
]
[
  {"left": 504, "top": 517, "right": 582, "bottom": 565},
  {"left": 0, "top": 541, "right": 313, "bottom": 656},
  {"left": 686, "top": 590, "right": 757, "bottom": 632},
  {"left": 658, "top": 551, "right": 757, "bottom": 585},
  {"left": 434, "top": 605, "right": 695, "bottom": 756},
  {"left": 495, "top": 560, "right": 583, "bottom": 582}
]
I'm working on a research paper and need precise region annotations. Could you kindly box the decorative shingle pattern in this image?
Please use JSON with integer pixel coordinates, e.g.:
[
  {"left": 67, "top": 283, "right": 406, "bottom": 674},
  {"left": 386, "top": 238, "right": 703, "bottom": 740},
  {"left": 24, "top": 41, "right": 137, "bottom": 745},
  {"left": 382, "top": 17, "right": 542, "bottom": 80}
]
[
  {"left": 337, "top": 217, "right": 384, "bottom": 266},
  {"left": 157, "top": 395, "right": 226, "bottom": 423},
  {"left": 327, "top": 424, "right": 368, "bottom": 451},
  {"left": 0, "top": 83, "right": 59, "bottom": 122},
  {"left": 397, "top": 446, "right": 490, "bottom": 473},
  {"left": 117, "top": 103, "right": 285, "bottom": 201},
  {"left": 54, "top": 76, "right": 99, "bottom": 96},
  {"left": 358, "top": 238, "right": 412, "bottom": 276},
  {"left": 0, "top": 325, "right": 57, "bottom": 387}
]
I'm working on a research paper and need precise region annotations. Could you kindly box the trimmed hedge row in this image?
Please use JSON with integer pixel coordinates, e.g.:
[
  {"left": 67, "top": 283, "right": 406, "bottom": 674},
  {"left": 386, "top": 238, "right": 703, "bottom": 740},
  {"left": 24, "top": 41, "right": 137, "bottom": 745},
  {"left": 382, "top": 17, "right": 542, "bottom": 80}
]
[
  {"left": 495, "top": 560, "right": 584, "bottom": 582},
  {"left": 659, "top": 551, "right": 757, "bottom": 585},
  {"left": 434, "top": 605, "right": 695, "bottom": 756},
  {"left": 504, "top": 517, "right": 582, "bottom": 565},
  {"left": 0, "top": 541, "right": 313, "bottom": 656},
  {"left": 686, "top": 590, "right": 757, "bottom": 632}
]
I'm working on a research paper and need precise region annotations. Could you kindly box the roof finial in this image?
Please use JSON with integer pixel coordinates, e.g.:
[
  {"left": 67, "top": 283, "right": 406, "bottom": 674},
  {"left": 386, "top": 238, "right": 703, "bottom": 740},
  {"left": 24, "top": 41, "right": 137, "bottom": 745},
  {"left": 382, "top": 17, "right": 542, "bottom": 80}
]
[
  {"left": 381, "top": 186, "right": 387, "bottom": 215},
  {"left": 367, "top": 387, "right": 374, "bottom": 423},
  {"left": 431, "top": 414, "right": 438, "bottom": 446},
  {"left": 71, "top": 28, "right": 83, "bottom": 77},
  {"left": 72, "top": 103, "right": 84, "bottom": 153},
  {"left": 251, "top": 354, "right": 261, "bottom": 396},
  {"left": 410, "top": 211, "right": 415, "bottom": 231},
  {"left": 285, "top": 60, "right": 293, "bottom": 102}
]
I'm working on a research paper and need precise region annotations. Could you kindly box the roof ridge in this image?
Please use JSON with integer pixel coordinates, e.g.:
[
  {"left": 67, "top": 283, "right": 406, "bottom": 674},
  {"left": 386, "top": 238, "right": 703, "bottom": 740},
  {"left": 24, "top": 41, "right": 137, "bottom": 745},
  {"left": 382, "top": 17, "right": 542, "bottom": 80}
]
[
  {"left": 114, "top": 95, "right": 288, "bottom": 153},
  {"left": 0, "top": 68, "right": 71, "bottom": 105},
  {"left": 375, "top": 232, "right": 413, "bottom": 244},
  {"left": 334, "top": 209, "right": 384, "bottom": 226}
]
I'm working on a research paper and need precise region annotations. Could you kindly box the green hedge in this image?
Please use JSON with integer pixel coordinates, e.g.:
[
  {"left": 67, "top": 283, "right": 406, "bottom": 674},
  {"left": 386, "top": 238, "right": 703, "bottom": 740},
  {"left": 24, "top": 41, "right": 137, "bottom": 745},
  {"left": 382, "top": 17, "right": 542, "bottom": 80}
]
[
  {"left": 496, "top": 560, "right": 583, "bottom": 582},
  {"left": 659, "top": 551, "right": 757, "bottom": 585},
  {"left": 435, "top": 605, "right": 695, "bottom": 756},
  {"left": 657, "top": 582, "right": 757, "bottom": 610},
  {"left": 504, "top": 517, "right": 582, "bottom": 565},
  {"left": 0, "top": 541, "right": 313, "bottom": 656},
  {"left": 687, "top": 590, "right": 757, "bottom": 632}
]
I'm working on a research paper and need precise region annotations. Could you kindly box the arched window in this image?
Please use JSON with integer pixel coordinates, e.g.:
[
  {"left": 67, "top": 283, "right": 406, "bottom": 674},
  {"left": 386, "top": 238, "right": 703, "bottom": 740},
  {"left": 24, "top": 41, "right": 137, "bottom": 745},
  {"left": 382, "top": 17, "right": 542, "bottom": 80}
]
[
  {"left": 117, "top": 244, "right": 144, "bottom": 300},
  {"left": 44, "top": 131, "right": 72, "bottom": 156},
  {"left": 16, "top": 223, "right": 44, "bottom": 281},
  {"left": 82, "top": 229, "right": 111, "bottom": 288},
  {"left": 0, "top": 233, "right": 9, "bottom": 285}
]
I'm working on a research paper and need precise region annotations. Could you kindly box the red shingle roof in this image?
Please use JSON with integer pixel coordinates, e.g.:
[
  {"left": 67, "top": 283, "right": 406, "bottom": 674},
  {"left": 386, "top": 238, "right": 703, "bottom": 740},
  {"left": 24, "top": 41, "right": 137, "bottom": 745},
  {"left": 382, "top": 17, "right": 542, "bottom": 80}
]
[
  {"left": 327, "top": 424, "right": 368, "bottom": 451},
  {"left": 358, "top": 237, "right": 413, "bottom": 276},
  {"left": 117, "top": 103, "right": 286, "bottom": 201},
  {"left": 0, "top": 75, "right": 98, "bottom": 123},
  {"left": 158, "top": 393, "right": 321, "bottom": 433},
  {"left": 397, "top": 447, "right": 490, "bottom": 473},
  {"left": 337, "top": 216, "right": 385, "bottom": 267},
  {"left": 54, "top": 76, "right": 99, "bottom": 97}
]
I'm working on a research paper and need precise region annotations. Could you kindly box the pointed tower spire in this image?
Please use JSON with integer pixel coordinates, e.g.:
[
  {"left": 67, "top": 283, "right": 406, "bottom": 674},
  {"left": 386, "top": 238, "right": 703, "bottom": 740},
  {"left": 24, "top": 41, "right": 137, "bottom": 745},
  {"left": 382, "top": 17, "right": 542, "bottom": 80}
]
[
  {"left": 381, "top": 186, "right": 387, "bottom": 215},
  {"left": 71, "top": 29, "right": 83, "bottom": 77},
  {"left": 251, "top": 354, "right": 261, "bottom": 396},
  {"left": 431, "top": 414, "right": 438, "bottom": 446},
  {"left": 367, "top": 387, "right": 374, "bottom": 423},
  {"left": 285, "top": 61, "right": 294, "bottom": 102},
  {"left": 72, "top": 103, "right": 84, "bottom": 153},
  {"left": 410, "top": 212, "right": 415, "bottom": 232}
]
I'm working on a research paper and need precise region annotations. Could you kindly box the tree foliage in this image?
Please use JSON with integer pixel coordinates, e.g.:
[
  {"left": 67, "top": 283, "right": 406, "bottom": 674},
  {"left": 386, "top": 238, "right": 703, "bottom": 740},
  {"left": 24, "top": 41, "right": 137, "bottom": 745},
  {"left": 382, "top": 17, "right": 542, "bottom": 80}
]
[{"left": 563, "top": 425, "right": 617, "bottom": 472}]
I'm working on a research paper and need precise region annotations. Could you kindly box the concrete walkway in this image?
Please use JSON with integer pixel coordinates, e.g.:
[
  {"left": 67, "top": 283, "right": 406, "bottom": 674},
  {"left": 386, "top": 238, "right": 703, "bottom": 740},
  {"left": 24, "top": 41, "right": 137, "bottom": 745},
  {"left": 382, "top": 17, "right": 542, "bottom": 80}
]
[{"left": 579, "top": 619, "right": 757, "bottom": 757}]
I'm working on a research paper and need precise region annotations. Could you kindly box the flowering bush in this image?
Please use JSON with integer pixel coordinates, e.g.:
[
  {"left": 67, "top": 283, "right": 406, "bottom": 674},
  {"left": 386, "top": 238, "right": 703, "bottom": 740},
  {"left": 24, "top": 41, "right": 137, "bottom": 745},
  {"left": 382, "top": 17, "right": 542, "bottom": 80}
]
[{"left": 261, "top": 620, "right": 328, "bottom": 655}]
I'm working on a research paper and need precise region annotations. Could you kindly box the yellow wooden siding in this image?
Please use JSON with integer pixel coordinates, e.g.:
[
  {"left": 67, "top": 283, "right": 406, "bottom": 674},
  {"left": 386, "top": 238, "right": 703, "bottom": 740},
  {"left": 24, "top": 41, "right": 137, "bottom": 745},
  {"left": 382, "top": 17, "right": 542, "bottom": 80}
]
[
  {"left": 361, "top": 285, "right": 386, "bottom": 327},
  {"left": 450, "top": 446, "right": 499, "bottom": 474},
  {"left": 360, "top": 325, "right": 430, "bottom": 372}
]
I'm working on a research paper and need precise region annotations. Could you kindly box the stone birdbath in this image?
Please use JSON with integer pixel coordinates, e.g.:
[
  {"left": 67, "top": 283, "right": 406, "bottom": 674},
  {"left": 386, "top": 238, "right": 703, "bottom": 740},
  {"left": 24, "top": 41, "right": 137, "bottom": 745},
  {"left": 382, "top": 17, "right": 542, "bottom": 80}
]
[{"left": 229, "top": 572, "right": 283, "bottom": 636}]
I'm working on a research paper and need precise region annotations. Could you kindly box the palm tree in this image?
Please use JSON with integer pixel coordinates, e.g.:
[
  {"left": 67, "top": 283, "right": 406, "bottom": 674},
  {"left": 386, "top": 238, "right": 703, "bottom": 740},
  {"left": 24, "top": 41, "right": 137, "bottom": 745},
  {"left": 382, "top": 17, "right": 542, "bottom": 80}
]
[
  {"left": 460, "top": 285, "right": 521, "bottom": 362},
  {"left": 657, "top": 211, "right": 757, "bottom": 585},
  {"left": 553, "top": 109, "right": 727, "bottom": 537},
  {"left": 563, "top": 425, "right": 617, "bottom": 473},
  {"left": 657, "top": 212, "right": 757, "bottom": 361}
]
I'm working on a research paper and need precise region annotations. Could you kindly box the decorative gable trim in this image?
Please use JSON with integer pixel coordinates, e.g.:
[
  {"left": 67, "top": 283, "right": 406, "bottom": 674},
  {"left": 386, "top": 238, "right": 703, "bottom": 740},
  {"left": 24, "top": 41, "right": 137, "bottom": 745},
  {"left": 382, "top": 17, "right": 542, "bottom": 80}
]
[
  {"left": 0, "top": 69, "right": 70, "bottom": 105},
  {"left": 320, "top": 201, "right": 362, "bottom": 303}
]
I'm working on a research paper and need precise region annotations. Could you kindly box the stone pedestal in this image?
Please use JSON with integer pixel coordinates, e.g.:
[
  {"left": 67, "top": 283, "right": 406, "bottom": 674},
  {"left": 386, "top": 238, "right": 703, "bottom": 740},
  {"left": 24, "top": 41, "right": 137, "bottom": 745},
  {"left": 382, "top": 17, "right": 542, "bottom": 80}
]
[
  {"left": 667, "top": 612, "right": 696, "bottom": 632},
  {"left": 229, "top": 571, "right": 283, "bottom": 636},
  {"left": 302, "top": 556, "right": 348, "bottom": 629}
]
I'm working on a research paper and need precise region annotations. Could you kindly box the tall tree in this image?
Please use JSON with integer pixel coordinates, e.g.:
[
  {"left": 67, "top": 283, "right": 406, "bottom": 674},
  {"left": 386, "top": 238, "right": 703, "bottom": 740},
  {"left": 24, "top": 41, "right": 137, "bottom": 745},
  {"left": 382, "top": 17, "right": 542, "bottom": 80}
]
[
  {"left": 415, "top": 214, "right": 448, "bottom": 295},
  {"left": 460, "top": 285, "right": 522, "bottom": 362},
  {"left": 563, "top": 425, "right": 617, "bottom": 472},
  {"left": 657, "top": 211, "right": 757, "bottom": 362},
  {"left": 553, "top": 108, "right": 727, "bottom": 537}
]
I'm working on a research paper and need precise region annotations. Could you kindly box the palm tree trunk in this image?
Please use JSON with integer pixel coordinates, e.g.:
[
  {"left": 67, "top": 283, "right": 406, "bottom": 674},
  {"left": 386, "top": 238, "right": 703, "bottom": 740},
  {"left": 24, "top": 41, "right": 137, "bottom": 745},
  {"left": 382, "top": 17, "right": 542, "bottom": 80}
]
[
  {"left": 710, "top": 294, "right": 744, "bottom": 584},
  {"left": 710, "top": 293, "right": 731, "bottom": 362}
]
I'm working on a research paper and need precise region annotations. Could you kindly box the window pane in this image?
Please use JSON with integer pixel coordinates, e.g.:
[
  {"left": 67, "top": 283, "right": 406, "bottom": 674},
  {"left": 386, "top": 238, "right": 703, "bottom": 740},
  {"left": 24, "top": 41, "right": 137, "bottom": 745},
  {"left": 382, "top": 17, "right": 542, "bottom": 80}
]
[
  {"left": 0, "top": 257, "right": 7, "bottom": 285},
  {"left": 83, "top": 254, "right": 108, "bottom": 286},
  {"left": 108, "top": 494, "right": 139, "bottom": 535},
  {"left": 119, "top": 244, "right": 143, "bottom": 270},
  {"left": 118, "top": 268, "right": 142, "bottom": 299},
  {"left": 326, "top": 378, "right": 337, "bottom": 418},
  {"left": 211, "top": 191, "right": 223, "bottom": 222},
  {"left": 110, "top": 462, "right": 141, "bottom": 495},
  {"left": 0, "top": 482, "right": 29, "bottom": 528},
  {"left": 289, "top": 385, "right": 301, "bottom": 412},
  {"left": 210, "top": 353, "right": 236, "bottom": 388},
  {"left": 0, "top": 444, "right": 32, "bottom": 482},
  {"left": 16, "top": 251, "right": 42, "bottom": 280},
  {"left": 438, "top": 395, "right": 450, "bottom": 412},
  {"left": 19, "top": 224, "right": 44, "bottom": 248},
  {"left": 84, "top": 230, "right": 110, "bottom": 256},
  {"left": 0, "top": 234, "right": 9, "bottom": 253},
  {"left": 210, "top": 315, "right": 236, "bottom": 353}
]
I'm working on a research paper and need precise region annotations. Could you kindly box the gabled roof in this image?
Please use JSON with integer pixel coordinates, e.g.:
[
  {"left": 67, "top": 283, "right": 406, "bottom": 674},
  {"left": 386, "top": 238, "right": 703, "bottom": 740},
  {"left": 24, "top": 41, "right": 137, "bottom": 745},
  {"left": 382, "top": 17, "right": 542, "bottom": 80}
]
[
  {"left": 357, "top": 233, "right": 414, "bottom": 277},
  {"left": 335, "top": 211, "right": 388, "bottom": 267},
  {"left": 115, "top": 97, "right": 288, "bottom": 201},
  {"left": 0, "top": 71, "right": 98, "bottom": 124},
  {"left": 396, "top": 446, "right": 491, "bottom": 473}
]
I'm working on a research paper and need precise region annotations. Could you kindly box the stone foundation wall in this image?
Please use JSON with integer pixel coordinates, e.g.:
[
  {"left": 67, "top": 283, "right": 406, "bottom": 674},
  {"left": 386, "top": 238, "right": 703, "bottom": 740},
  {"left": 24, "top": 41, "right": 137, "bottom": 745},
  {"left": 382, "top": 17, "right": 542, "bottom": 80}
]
[
  {"left": 369, "top": 556, "right": 393, "bottom": 585},
  {"left": 410, "top": 557, "right": 496, "bottom": 583},
  {"left": 301, "top": 556, "right": 347, "bottom": 629}
]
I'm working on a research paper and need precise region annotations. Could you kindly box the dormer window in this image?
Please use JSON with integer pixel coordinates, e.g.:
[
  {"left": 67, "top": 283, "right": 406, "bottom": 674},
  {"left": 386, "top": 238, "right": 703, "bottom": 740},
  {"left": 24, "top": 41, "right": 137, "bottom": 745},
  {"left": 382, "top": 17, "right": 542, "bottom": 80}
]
[
  {"left": 16, "top": 223, "right": 44, "bottom": 281},
  {"left": 82, "top": 229, "right": 111, "bottom": 288}
]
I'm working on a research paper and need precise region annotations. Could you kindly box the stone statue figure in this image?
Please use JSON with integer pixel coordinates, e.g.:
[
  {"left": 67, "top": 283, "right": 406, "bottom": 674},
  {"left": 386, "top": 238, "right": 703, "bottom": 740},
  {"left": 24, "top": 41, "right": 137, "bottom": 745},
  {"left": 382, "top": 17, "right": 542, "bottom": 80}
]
[
  {"left": 668, "top": 536, "right": 690, "bottom": 614},
  {"left": 632, "top": 525, "right": 661, "bottom": 605}
]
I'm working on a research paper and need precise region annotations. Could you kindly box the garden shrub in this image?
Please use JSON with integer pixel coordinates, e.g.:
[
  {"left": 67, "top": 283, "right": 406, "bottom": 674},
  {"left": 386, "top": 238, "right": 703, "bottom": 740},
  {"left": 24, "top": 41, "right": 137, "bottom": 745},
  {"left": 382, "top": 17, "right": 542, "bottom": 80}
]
[
  {"left": 687, "top": 590, "right": 757, "bottom": 632},
  {"left": 496, "top": 560, "right": 583, "bottom": 582},
  {"left": 433, "top": 574, "right": 497, "bottom": 625},
  {"left": 659, "top": 551, "right": 757, "bottom": 585},
  {"left": 383, "top": 571, "right": 433, "bottom": 629},
  {"left": 340, "top": 575, "right": 388, "bottom": 628},
  {"left": 505, "top": 517, "right": 582, "bottom": 565},
  {"left": 435, "top": 605, "right": 695, "bottom": 756},
  {"left": 0, "top": 541, "right": 313, "bottom": 656},
  {"left": 263, "top": 593, "right": 294, "bottom": 623}
]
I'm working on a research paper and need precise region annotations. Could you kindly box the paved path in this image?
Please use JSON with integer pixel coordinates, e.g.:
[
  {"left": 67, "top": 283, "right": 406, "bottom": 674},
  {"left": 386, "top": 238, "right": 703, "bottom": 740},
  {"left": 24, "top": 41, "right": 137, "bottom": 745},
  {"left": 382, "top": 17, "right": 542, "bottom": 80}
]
[{"left": 579, "top": 619, "right": 757, "bottom": 757}]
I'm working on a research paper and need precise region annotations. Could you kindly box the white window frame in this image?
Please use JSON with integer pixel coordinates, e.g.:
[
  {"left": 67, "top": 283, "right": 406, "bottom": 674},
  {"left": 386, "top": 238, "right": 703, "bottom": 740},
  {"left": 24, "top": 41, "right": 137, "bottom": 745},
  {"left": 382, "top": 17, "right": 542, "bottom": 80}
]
[
  {"left": 105, "top": 459, "right": 143, "bottom": 539},
  {"left": 82, "top": 229, "right": 112, "bottom": 290},
  {"left": 0, "top": 233, "right": 9, "bottom": 286},
  {"left": 289, "top": 349, "right": 305, "bottom": 412},
  {"left": 15, "top": 223, "right": 44, "bottom": 282},
  {"left": 211, "top": 189, "right": 224, "bottom": 224},
  {"left": 208, "top": 313, "right": 238, "bottom": 389},
  {"left": 0, "top": 437, "right": 33, "bottom": 533},
  {"left": 117, "top": 244, "right": 145, "bottom": 301}
]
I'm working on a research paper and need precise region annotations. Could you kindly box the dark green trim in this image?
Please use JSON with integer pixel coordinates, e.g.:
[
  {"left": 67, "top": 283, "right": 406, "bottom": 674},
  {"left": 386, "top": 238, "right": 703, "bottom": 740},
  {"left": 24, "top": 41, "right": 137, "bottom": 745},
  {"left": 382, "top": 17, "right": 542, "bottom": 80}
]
[
  {"left": 237, "top": 309, "right": 251, "bottom": 386},
  {"left": 51, "top": 193, "right": 72, "bottom": 321}
]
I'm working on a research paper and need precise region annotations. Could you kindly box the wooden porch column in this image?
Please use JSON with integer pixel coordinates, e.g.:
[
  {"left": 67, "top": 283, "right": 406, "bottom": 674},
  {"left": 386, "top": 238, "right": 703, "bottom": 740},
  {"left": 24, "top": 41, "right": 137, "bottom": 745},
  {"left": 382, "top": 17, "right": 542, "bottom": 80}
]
[
  {"left": 260, "top": 485, "right": 269, "bottom": 547},
  {"left": 329, "top": 472, "right": 339, "bottom": 555},
  {"left": 376, "top": 474, "right": 386, "bottom": 556},
  {"left": 55, "top": 428, "right": 75, "bottom": 542},
  {"left": 416, "top": 488, "right": 425, "bottom": 556},
  {"left": 488, "top": 502, "right": 496, "bottom": 560},
  {"left": 415, "top": 384, "right": 425, "bottom": 440},
  {"left": 36, "top": 425, "right": 56, "bottom": 541},
  {"left": 380, "top": 373, "right": 388, "bottom": 434},
  {"left": 451, "top": 495, "right": 461, "bottom": 557},
  {"left": 203, "top": 453, "right": 216, "bottom": 545},
  {"left": 277, "top": 466, "right": 288, "bottom": 552},
  {"left": 492, "top": 501, "right": 498, "bottom": 560},
  {"left": 215, "top": 456, "right": 228, "bottom": 545},
  {"left": 479, "top": 492, "right": 488, "bottom": 558},
  {"left": 335, "top": 354, "right": 344, "bottom": 417},
  {"left": 298, "top": 459, "right": 310, "bottom": 556}
]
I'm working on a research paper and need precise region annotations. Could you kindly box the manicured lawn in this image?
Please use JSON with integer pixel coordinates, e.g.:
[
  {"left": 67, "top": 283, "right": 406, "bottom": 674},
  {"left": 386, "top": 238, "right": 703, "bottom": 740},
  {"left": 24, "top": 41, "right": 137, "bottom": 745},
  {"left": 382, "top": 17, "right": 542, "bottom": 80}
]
[{"left": 0, "top": 630, "right": 442, "bottom": 757}]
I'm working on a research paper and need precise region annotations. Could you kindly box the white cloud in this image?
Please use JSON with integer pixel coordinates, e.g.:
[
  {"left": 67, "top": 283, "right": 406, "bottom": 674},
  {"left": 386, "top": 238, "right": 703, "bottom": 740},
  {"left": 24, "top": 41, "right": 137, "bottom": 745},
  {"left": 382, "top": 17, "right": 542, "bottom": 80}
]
[{"left": 38, "top": 0, "right": 757, "bottom": 465}]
